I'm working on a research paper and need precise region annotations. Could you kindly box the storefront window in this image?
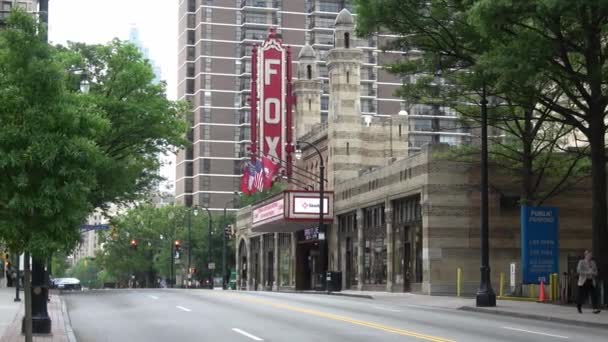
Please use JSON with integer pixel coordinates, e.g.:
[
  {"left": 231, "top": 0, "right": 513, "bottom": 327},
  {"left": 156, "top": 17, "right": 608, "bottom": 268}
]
[
  {"left": 279, "top": 233, "right": 292, "bottom": 287},
  {"left": 363, "top": 205, "right": 386, "bottom": 285},
  {"left": 392, "top": 196, "right": 423, "bottom": 288}
]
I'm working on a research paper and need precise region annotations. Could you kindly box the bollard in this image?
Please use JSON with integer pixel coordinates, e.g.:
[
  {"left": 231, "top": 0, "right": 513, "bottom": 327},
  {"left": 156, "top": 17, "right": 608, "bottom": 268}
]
[
  {"left": 457, "top": 267, "right": 462, "bottom": 297},
  {"left": 549, "top": 274, "right": 553, "bottom": 301},
  {"left": 499, "top": 272, "right": 505, "bottom": 297}
]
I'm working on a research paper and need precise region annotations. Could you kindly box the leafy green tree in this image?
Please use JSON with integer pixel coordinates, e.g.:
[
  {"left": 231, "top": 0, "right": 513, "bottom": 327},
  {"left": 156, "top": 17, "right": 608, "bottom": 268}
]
[
  {"left": 57, "top": 40, "right": 189, "bottom": 209},
  {"left": 354, "top": 0, "right": 588, "bottom": 206},
  {"left": 96, "top": 204, "right": 237, "bottom": 287},
  {"left": 468, "top": 0, "right": 608, "bottom": 278},
  {"left": 67, "top": 258, "right": 100, "bottom": 288},
  {"left": 50, "top": 251, "right": 70, "bottom": 278},
  {"left": 0, "top": 9, "right": 107, "bottom": 258}
]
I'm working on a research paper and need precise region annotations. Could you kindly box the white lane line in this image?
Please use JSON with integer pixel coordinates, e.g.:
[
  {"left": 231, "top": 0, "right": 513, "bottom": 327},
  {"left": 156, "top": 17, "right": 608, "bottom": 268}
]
[
  {"left": 146, "top": 295, "right": 159, "bottom": 300},
  {"left": 176, "top": 305, "right": 192, "bottom": 312},
  {"left": 502, "top": 326, "right": 568, "bottom": 339},
  {"left": 232, "top": 328, "right": 263, "bottom": 341},
  {"left": 372, "top": 305, "right": 402, "bottom": 312}
]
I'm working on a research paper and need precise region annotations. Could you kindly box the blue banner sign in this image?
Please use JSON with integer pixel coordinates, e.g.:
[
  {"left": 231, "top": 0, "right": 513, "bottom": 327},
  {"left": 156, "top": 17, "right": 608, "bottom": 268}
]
[
  {"left": 521, "top": 206, "right": 559, "bottom": 284},
  {"left": 80, "top": 224, "right": 110, "bottom": 232}
]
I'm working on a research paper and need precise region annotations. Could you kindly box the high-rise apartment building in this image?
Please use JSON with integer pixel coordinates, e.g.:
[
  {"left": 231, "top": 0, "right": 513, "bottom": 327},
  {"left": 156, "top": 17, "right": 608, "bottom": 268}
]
[
  {"left": 176, "top": 0, "right": 469, "bottom": 211},
  {"left": 0, "top": 0, "right": 38, "bottom": 22}
]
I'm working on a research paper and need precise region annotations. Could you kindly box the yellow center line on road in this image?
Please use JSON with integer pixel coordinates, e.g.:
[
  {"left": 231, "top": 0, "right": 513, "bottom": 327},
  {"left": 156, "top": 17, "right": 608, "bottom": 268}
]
[{"left": 222, "top": 293, "right": 456, "bottom": 342}]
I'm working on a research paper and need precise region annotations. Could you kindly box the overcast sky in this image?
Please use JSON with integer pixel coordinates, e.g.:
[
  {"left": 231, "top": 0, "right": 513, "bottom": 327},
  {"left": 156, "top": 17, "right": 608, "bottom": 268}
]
[{"left": 48, "top": 0, "right": 178, "bottom": 191}]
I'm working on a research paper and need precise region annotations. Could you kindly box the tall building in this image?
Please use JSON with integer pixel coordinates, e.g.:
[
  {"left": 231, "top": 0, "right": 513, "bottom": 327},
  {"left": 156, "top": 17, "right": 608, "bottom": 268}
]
[
  {"left": 176, "top": 0, "right": 469, "bottom": 211},
  {"left": 0, "top": 0, "right": 39, "bottom": 22},
  {"left": 128, "top": 25, "right": 162, "bottom": 84}
]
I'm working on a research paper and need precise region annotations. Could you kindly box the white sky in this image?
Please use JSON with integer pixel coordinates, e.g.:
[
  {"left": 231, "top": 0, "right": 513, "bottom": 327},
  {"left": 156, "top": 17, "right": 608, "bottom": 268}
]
[{"left": 48, "top": 0, "right": 178, "bottom": 191}]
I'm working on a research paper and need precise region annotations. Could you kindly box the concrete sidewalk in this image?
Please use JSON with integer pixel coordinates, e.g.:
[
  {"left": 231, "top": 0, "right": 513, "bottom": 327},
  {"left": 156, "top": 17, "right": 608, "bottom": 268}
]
[
  {"left": 0, "top": 288, "right": 21, "bottom": 338},
  {"left": 0, "top": 289, "right": 74, "bottom": 342},
  {"left": 336, "top": 290, "right": 608, "bottom": 329}
]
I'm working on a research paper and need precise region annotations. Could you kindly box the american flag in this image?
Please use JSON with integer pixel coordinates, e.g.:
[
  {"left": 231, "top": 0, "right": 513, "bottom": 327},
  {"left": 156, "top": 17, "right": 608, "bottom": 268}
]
[{"left": 253, "top": 160, "right": 265, "bottom": 191}]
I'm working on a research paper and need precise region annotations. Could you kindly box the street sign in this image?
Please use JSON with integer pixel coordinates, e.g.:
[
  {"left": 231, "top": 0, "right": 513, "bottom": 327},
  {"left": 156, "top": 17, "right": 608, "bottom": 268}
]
[
  {"left": 208, "top": 262, "right": 215, "bottom": 270},
  {"left": 521, "top": 206, "right": 559, "bottom": 284},
  {"left": 80, "top": 224, "right": 110, "bottom": 232}
]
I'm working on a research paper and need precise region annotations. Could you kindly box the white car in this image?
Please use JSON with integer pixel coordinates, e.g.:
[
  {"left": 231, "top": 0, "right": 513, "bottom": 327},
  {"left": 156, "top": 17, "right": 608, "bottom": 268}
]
[{"left": 53, "top": 277, "right": 81, "bottom": 290}]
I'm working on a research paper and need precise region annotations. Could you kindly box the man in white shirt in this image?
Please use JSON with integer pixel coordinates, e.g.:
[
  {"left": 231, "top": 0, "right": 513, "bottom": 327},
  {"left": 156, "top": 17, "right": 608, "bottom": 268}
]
[{"left": 577, "top": 250, "right": 601, "bottom": 314}]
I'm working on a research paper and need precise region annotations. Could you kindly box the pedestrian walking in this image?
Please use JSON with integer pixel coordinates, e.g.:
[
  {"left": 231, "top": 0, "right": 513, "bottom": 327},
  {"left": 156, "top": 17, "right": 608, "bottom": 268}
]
[{"left": 576, "top": 250, "right": 601, "bottom": 314}]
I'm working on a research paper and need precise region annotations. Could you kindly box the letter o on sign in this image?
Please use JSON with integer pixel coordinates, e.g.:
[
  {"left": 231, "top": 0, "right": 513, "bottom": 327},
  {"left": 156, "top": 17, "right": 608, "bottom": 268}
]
[{"left": 264, "top": 98, "right": 280, "bottom": 124}]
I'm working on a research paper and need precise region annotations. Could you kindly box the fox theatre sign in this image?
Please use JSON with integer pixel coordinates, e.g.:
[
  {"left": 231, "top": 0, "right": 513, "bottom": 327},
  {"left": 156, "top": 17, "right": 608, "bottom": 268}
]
[{"left": 250, "top": 28, "right": 293, "bottom": 175}]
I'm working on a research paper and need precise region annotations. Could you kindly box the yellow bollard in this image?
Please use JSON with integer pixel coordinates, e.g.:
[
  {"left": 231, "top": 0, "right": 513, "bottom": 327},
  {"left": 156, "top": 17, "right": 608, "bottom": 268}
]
[
  {"left": 457, "top": 268, "right": 462, "bottom": 297},
  {"left": 549, "top": 275, "right": 553, "bottom": 301},
  {"left": 499, "top": 272, "right": 505, "bottom": 297}
]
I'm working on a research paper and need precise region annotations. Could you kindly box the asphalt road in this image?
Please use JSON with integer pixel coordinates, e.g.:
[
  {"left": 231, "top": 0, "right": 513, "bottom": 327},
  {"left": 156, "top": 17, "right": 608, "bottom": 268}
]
[{"left": 63, "top": 289, "right": 606, "bottom": 342}]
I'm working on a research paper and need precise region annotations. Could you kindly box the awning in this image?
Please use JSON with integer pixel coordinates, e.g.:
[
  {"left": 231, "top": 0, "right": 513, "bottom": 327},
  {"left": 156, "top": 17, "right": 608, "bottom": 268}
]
[{"left": 250, "top": 190, "right": 334, "bottom": 233}]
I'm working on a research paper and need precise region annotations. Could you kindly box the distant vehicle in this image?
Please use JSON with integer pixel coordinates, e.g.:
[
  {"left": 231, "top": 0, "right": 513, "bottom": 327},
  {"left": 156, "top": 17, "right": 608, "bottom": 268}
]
[{"left": 52, "top": 277, "right": 81, "bottom": 290}]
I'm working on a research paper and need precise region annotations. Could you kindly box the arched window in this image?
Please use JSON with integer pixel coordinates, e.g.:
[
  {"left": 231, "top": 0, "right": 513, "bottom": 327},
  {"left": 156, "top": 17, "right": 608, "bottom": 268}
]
[
  {"left": 346, "top": 71, "right": 350, "bottom": 84},
  {"left": 307, "top": 65, "right": 312, "bottom": 79},
  {"left": 308, "top": 99, "right": 312, "bottom": 111},
  {"left": 344, "top": 32, "right": 350, "bottom": 48},
  {"left": 346, "top": 142, "right": 350, "bottom": 155}
]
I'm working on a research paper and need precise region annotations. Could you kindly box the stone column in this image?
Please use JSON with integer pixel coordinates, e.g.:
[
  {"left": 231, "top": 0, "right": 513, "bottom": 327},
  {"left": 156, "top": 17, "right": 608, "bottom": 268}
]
[
  {"left": 273, "top": 233, "right": 280, "bottom": 291},
  {"left": 291, "top": 232, "right": 297, "bottom": 287},
  {"left": 259, "top": 235, "right": 266, "bottom": 290},
  {"left": 385, "top": 199, "right": 394, "bottom": 292},
  {"left": 246, "top": 238, "right": 252, "bottom": 291},
  {"left": 357, "top": 208, "right": 365, "bottom": 291}
]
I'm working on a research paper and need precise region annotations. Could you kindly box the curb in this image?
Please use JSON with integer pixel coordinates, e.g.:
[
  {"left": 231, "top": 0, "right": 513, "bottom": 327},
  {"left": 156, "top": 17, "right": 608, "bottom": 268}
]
[
  {"left": 459, "top": 306, "right": 608, "bottom": 330},
  {"left": 277, "top": 290, "right": 374, "bottom": 300},
  {"left": 60, "top": 297, "right": 78, "bottom": 342}
]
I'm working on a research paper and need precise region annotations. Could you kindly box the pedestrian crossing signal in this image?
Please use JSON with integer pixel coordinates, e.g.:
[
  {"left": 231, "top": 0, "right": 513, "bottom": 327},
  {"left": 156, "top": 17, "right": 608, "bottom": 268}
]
[{"left": 130, "top": 239, "right": 138, "bottom": 250}]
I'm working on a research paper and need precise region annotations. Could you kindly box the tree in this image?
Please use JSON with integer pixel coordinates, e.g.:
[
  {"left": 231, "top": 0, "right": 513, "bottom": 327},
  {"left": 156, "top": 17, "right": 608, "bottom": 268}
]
[
  {"left": 0, "top": 10, "right": 109, "bottom": 339},
  {"left": 468, "top": 0, "right": 608, "bottom": 279},
  {"left": 57, "top": 40, "right": 189, "bottom": 209},
  {"left": 97, "top": 204, "right": 237, "bottom": 287},
  {"left": 355, "top": 0, "right": 588, "bottom": 205},
  {"left": 0, "top": 9, "right": 106, "bottom": 260},
  {"left": 67, "top": 258, "right": 100, "bottom": 289}
]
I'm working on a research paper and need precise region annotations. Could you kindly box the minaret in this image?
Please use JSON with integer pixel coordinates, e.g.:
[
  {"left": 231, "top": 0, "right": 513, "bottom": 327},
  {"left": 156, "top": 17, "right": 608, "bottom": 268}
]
[
  {"left": 327, "top": 9, "right": 364, "bottom": 183},
  {"left": 294, "top": 44, "right": 322, "bottom": 139}
]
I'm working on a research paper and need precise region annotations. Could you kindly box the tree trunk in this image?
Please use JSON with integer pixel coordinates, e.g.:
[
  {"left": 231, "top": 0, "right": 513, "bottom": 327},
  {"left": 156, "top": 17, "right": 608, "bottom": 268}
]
[
  {"left": 588, "top": 119, "right": 608, "bottom": 281},
  {"left": 521, "top": 108, "right": 534, "bottom": 206},
  {"left": 23, "top": 252, "right": 32, "bottom": 342}
]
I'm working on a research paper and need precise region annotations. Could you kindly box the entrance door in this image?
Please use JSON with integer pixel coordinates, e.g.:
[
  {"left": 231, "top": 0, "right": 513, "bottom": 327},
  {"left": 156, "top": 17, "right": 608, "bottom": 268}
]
[
  {"left": 401, "top": 226, "right": 412, "bottom": 292},
  {"left": 345, "top": 238, "right": 352, "bottom": 289}
]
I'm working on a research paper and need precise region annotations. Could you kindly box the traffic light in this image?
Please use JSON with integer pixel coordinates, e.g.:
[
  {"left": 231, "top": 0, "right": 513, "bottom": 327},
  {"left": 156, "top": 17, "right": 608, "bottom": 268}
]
[
  {"left": 174, "top": 240, "right": 181, "bottom": 252},
  {"left": 130, "top": 239, "right": 138, "bottom": 250}
]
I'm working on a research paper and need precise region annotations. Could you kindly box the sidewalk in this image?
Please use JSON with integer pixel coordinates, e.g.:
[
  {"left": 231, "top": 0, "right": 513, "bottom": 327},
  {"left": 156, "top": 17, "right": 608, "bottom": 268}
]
[
  {"left": 0, "top": 289, "right": 74, "bottom": 342},
  {"left": 0, "top": 288, "right": 21, "bottom": 338},
  {"left": 336, "top": 290, "right": 608, "bottom": 329}
]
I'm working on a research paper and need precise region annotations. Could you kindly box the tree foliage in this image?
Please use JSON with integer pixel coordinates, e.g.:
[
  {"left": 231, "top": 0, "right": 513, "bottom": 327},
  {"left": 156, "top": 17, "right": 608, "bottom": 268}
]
[
  {"left": 56, "top": 39, "right": 189, "bottom": 209},
  {"left": 354, "top": 0, "right": 589, "bottom": 206},
  {"left": 0, "top": 10, "right": 107, "bottom": 256},
  {"left": 96, "top": 204, "right": 236, "bottom": 287},
  {"left": 0, "top": 9, "right": 189, "bottom": 258},
  {"left": 468, "top": 0, "right": 608, "bottom": 277}
]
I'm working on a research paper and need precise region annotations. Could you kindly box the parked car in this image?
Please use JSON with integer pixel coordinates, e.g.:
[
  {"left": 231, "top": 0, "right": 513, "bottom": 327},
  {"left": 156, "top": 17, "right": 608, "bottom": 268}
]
[{"left": 52, "top": 277, "right": 81, "bottom": 290}]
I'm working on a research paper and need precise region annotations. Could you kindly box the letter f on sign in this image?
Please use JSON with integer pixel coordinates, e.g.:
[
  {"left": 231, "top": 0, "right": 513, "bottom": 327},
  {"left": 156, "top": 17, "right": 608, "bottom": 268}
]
[{"left": 265, "top": 59, "right": 280, "bottom": 85}]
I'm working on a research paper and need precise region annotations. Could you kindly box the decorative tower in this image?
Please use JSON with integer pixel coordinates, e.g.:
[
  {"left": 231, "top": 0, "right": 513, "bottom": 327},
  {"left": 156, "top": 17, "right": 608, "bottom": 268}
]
[
  {"left": 294, "top": 44, "right": 322, "bottom": 139},
  {"left": 327, "top": 9, "right": 364, "bottom": 183}
]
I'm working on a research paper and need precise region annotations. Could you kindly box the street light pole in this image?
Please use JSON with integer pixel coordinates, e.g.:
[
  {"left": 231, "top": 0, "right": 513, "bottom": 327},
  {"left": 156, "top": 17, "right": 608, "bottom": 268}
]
[
  {"left": 476, "top": 85, "right": 496, "bottom": 307},
  {"left": 295, "top": 141, "right": 327, "bottom": 291},
  {"left": 203, "top": 207, "right": 213, "bottom": 288},
  {"left": 222, "top": 192, "right": 240, "bottom": 290}
]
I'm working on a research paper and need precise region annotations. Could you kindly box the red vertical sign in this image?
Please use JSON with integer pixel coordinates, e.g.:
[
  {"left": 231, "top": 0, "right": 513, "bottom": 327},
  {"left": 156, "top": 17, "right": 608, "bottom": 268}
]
[{"left": 259, "top": 30, "right": 286, "bottom": 163}]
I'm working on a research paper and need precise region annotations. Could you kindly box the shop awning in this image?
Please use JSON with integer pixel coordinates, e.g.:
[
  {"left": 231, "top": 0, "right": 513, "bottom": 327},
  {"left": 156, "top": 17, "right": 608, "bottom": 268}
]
[{"left": 250, "top": 190, "right": 334, "bottom": 233}]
